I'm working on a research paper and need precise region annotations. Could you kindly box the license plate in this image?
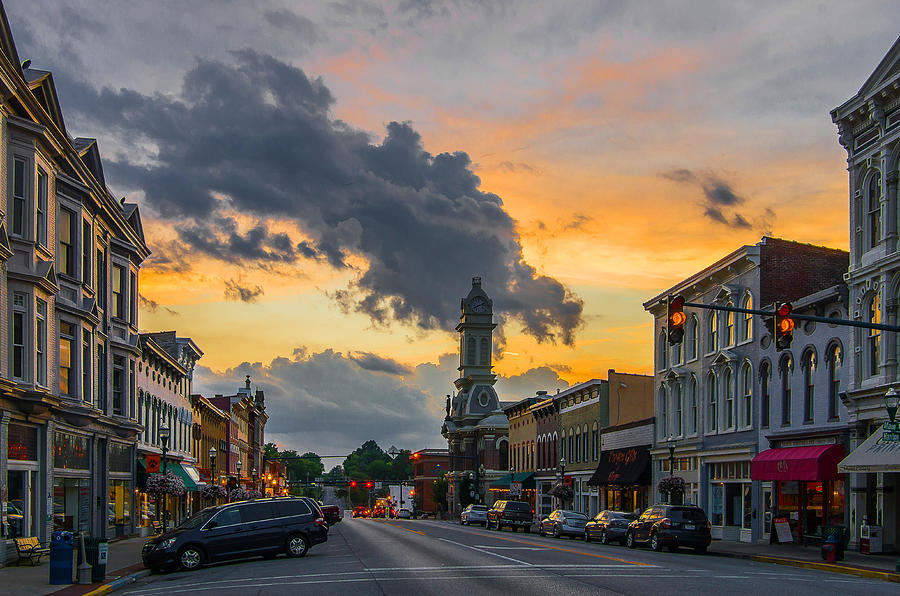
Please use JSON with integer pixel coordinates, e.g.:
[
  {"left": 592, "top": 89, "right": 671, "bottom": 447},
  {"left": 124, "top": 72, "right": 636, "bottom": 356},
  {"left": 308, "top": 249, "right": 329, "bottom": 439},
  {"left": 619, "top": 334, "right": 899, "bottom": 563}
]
[{"left": 684, "top": 524, "right": 695, "bottom": 530}]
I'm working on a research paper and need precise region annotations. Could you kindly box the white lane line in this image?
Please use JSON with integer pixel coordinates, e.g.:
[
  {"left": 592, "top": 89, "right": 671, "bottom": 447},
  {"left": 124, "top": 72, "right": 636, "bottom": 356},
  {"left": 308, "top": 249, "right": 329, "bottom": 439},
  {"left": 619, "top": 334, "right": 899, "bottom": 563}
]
[
  {"left": 438, "top": 537, "right": 535, "bottom": 566},
  {"left": 472, "top": 546, "right": 547, "bottom": 550}
]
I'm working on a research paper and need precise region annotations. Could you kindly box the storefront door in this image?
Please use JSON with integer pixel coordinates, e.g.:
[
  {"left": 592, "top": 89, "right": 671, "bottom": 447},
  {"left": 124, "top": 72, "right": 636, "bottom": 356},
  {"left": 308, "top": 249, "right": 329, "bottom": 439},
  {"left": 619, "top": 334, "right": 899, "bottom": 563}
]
[{"left": 6, "top": 469, "right": 38, "bottom": 538}]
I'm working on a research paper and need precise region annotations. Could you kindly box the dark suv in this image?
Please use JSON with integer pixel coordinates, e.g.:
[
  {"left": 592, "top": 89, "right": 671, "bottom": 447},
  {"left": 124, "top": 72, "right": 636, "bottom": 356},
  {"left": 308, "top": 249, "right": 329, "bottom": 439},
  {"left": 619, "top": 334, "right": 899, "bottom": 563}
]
[
  {"left": 625, "top": 504, "right": 711, "bottom": 553},
  {"left": 142, "top": 497, "right": 328, "bottom": 572},
  {"left": 486, "top": 500, "right": 533, "bottom": 532}
]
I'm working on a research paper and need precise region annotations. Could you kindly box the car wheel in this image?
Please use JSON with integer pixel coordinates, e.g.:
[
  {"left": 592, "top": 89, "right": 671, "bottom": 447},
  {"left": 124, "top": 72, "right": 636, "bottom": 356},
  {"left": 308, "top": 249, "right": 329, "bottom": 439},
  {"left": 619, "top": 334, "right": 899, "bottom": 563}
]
[
  {"left": 177, "top": 546, "right": 204, "bottom": 571},
  {"left": 626, "top": 531, "right": 636, "bottom": 549},
  {"left": 650, "top": 532, "right": 662, "bottom": 552},
  {"left": 694, "top": 544, "right": 707, "bottom": 554},
  {"left": 286, "top": 534, "right": 310, "bottom": 558},
  {"left": 600, "top": 530, "right": 609, "bottom": 545},
  {"left": 553, "top": 526, "right": 561, "bottom": 538},
  {"left": 539, "top": 525, "right": 545, "bottom": 536},
  {"left": 584, "top": 530, "right": 591, "bottom": 542}
]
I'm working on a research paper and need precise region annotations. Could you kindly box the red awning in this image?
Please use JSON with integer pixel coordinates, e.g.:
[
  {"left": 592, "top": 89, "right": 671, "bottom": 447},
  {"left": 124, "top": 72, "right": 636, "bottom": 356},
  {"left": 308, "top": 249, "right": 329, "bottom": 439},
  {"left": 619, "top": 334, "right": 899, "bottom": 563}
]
[{"left": 750, "top": 444, "right": 845, "bottom": 481}]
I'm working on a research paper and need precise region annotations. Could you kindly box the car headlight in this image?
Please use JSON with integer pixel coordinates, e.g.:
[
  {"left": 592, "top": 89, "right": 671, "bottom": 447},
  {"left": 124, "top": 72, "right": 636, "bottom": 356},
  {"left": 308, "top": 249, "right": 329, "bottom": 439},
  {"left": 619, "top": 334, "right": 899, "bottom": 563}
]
[{"left": 155, "top": 538, "right": 177, "bottom": 550}]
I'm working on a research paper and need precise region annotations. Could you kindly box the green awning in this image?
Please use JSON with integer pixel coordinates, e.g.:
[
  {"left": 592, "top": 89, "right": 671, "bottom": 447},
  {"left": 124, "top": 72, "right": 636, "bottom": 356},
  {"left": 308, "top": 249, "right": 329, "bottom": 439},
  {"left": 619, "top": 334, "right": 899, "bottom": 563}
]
[
  {"left": 165, "top": 462, "right": 198, "bottom": 491},
  {"left": 489, "top": 472, "right": 535, "bottom": 490}
]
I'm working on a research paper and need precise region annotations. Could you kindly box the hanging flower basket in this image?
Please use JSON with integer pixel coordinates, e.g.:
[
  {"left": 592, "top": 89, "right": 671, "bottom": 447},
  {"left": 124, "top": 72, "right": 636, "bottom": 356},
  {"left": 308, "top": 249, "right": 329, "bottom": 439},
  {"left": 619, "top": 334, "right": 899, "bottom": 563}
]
[
  {"left": 201, "top": 484, "right": 227, "bottom": 500},
  {"left": 246, "top": 489, "right": 263, "bottom": 499},
  {"left": 657, "top": 475, "right": 686, "bottom": 500},
  {"left": 146, "top": 472, "right": 186, "bottom": 497},
  {"left": 549, "top": 484, "right": 573, "bottom": 501},
  {"left": 229, "top": 488, "right": 250, "bottom": 502}
]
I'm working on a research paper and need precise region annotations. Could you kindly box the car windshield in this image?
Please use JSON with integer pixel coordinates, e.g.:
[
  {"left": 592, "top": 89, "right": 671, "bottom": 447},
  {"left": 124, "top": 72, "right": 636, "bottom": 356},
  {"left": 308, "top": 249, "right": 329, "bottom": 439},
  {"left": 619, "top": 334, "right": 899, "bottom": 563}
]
[
  {"left": 669, "top": 508, "right": 708, "bottom": 522},
  {"left": 471, "top": 505, "right": 488, "bottom": 511},
  {"left": 562, "top": 511, "right": 586, "bottom": 519},
  {"left": 612, "top": 511, "right": 637, "bottom": 519},
  {"left": 178, "top": 508, "right": 217, "bottom": 530}
]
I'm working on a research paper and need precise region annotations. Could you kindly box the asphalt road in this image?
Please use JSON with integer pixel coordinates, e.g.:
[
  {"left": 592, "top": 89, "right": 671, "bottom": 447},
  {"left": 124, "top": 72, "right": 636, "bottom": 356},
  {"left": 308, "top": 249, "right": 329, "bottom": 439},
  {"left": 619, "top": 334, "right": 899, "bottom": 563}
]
[{"left": 122, "top": 518, "right": 894, "bottom": 595}]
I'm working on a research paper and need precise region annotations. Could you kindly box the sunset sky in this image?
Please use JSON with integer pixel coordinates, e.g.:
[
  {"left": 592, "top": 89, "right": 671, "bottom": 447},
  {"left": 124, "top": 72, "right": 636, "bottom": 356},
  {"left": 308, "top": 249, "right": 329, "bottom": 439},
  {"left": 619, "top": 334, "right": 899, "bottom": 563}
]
[{"left": 7, "top": 1, "right": 900, "bottom": 459}]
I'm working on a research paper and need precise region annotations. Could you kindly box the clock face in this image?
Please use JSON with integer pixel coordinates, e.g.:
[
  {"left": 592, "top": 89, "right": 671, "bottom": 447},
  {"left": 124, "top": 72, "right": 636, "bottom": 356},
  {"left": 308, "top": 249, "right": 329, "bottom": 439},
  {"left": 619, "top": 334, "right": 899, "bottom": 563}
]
[{"left": 470, "top": 297, "right": 488, "bottom": 313}]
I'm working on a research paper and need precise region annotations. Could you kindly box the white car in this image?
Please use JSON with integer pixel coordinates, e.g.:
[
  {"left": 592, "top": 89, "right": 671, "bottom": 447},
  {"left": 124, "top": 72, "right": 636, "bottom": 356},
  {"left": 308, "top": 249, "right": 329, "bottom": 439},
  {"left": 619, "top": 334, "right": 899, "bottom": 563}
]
[
  {"left": 397, "top": 508, "right": 412, "bottom": 519},
  {"left": 460, "top": 504, "right": 488, "bottom": 526}
]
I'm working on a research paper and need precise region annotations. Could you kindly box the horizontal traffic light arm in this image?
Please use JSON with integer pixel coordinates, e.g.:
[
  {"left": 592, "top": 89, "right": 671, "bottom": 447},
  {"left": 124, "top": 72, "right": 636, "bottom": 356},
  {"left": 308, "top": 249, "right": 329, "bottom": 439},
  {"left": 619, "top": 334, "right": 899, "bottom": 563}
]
[{"left": 681, "top": 300, "right": 900, "bottom": 333}]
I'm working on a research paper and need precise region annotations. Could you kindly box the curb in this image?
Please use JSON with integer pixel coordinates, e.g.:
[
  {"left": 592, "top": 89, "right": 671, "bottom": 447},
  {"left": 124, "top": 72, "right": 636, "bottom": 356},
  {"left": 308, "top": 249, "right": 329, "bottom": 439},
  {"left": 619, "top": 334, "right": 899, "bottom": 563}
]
[
  {"left": 748, "top": 554, "right": 900, "bottom": 583},
  {"left": 83, "top": 569, "right": 152, "bottom": 596}
]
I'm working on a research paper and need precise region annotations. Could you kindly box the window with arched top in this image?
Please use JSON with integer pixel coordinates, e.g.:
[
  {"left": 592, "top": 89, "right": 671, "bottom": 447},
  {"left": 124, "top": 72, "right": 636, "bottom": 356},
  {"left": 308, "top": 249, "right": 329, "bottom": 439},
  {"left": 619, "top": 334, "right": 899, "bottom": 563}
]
[
  {"left": 827, "top": 342, "right": 842, "bottom": 420},
  {"left": 560, "top": 430, "right": 566, "bottom": 461},
  {"left": 740, "top": 362, "right": 752, "bottom": 429},
  {"left": 803, "top": 349, "right": 817, "bottom": 423},
  {"left": 706, "top": 373, "right": 717, "bottom": 433},
  {"left": 688, "top": 315, "right": 699, "bottom": 361},
  {"left": 591, "top": 421, "right": 599, "bottom": 460},
  {"left": 707, "top": 311, "right": 718, "bottom": 353},
  {"left": 582, "top": 424, "right": 589, "bottom": 462},
  {"left": 659, "top": 386, "right": 668, "bottom": 438},
  {"left": 689, "top": 375, "right": 698, "bottom": 435},
  {"left": 568, "top": 428, "right": 575, "bottom": 463},
  {"left": 671, "top": 331, "right": 683, "bottom": 366},
  {"left": 658, "top": 331, "right": 668, "bottom": 370},
  {"left": 741, "top": 293, "right": 753, "bottom": 341},
  {"left": 723, "top": 368, "right": 735, "bottom": 429},
  {"left": 868, "top": 291, "right": 881, "bottom": 377},
  {"left": 726, "top": 306, "right": 735, "bottom": 347},
  {"left": 869, "top": 172, "right": 882, "bottom": 249},
  {"left": 760, "top": 361, "right": 771, "bottom": 428},
  {"left": 674, "top": 382, "right": 683, "bottom": 436},
  {"left": 780, "top": 354, "right": 793, "bottom": 426}
]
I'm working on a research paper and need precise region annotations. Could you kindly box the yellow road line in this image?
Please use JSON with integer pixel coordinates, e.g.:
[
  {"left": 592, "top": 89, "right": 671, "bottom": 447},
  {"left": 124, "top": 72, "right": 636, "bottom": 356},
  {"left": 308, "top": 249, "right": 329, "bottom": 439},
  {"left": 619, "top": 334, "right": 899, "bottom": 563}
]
[
  {"left": 371, "top": 519, "right": 426, "bottom": 535},
  {"left": 468, "top": 531, "right": 653, "bottom": 566}
]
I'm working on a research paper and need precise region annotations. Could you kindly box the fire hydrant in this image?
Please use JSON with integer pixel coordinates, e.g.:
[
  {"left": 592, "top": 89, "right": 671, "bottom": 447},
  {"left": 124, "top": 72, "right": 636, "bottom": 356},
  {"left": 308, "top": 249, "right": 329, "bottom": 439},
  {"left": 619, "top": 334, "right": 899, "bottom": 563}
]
[{"left": 821, "top": 535, "right": 838, "bottom": 563}]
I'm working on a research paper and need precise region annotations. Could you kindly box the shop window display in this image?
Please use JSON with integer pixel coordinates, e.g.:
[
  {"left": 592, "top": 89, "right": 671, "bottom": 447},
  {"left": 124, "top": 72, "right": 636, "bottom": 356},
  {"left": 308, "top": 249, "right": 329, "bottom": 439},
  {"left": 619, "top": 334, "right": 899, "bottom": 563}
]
[{"left": 53, "top": 478, "right": 91, "bottom": 533}]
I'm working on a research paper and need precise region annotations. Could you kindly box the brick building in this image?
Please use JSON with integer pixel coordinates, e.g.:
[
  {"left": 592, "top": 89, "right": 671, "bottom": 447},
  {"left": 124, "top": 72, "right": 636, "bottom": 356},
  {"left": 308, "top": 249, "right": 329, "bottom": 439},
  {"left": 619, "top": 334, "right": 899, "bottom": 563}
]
[{"left": 412, "top": 448, "right": 449, "bottom": 514}]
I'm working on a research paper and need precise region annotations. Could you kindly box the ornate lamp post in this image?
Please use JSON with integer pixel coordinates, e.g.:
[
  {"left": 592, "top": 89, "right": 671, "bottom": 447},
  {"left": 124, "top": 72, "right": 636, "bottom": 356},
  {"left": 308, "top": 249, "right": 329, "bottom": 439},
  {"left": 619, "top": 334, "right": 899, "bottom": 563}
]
[
  {"left": 252, "top": 468, "right": 258, "bottom": 492},
  {"left": 236, "top": 459, "right": 243, "bottom": 488},
  {"left": 509, "top": 466, "right": 516, "bottom": 498},
  {"left": 558, "top": 457, "right": 567, "bottom": 508},
  {"left": 159, "top": 422, "right": 170, "bottom": 531},
  {"left": 477, "top": 464, "right": 485, "bottom": 504},
  {"left": 209, "top": 447, "right": 217, "bottom": 484},
  {"left": 886, "top": 387, "right": 899, "bottom": 423}
]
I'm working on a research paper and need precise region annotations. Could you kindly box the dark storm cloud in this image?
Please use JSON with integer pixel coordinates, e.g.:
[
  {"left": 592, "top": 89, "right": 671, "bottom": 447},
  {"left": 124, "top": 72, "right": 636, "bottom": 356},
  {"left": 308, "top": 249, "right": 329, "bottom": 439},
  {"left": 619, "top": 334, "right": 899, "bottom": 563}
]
[
  {"left": 661, "top": 168, "right": 763, "bottom": 230},
  {"left": 263, "top": 9, "right": 321, "bottom": 42},
  {"left": 224, "top": 279, "right": 264, "bottom": 303},
  {"left": 495, "top": 366, "right": 571, "bottom": 398},
  {"left": 138, "top": 293, "right": 179, "bottom": 316},
  {"left": 192, "top": 348, "right": 445, "bottom": 456},
  {"left": 177, "top": 217, "right": 297, "bottom": 263},
  {"left": 60, "top": 50, "right": 582, "bottom": 344},
  {"left": 348, "top": 352, "right": 413, "bottom": 375}
]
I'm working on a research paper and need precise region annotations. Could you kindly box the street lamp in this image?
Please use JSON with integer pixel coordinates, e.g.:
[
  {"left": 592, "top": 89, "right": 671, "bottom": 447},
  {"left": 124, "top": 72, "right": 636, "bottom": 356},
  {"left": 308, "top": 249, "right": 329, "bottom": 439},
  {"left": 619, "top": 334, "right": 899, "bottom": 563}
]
[
  {"left": 252, "top": 468, "right": 258, "bottom": 491},
  {"left": 159, "top": 422, "right": 170, "bottom": 532},
  {"left": 236, "top": 459, "right": 243, "bottom": 489},
  {"left": 667, "top": 440, "right": 676, "bottom": 478},
  {"left": 885, "top": 387, "right": 899, "bottom": 423},
  {"left": 558, "top": 458, "right": 567, "bottom": 508}
]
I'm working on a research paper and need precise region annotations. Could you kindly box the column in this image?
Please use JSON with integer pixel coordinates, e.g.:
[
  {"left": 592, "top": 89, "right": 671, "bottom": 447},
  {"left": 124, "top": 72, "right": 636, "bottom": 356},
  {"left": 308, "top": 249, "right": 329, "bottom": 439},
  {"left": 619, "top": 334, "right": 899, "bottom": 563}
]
[
  {"left": 886, "top": 169, "right": 898, "bottom": 253},
  {"left": 42, "top": 421, "right": 54, "bottom": 544},
  {"left": 0, "top": 411, "right": 9, "bottom": 565},
  {"left": 848, "top": 421, "right": 866, "bottom": 547},
  {"left": 885, "top": 298, "right": 898, "bottom": 380}
]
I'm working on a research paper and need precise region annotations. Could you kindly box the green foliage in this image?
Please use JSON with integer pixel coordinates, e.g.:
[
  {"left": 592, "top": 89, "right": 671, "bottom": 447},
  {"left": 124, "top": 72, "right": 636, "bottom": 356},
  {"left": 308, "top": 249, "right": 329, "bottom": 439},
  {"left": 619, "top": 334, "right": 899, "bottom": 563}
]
[
  {"left": 432, "top": 473, "right": 448, "bottom": 512},
  {"left": 459, "top": 474, "right": 474, "bottom": 507},
  {"left": 263, "top": 442, "right": 280, "bottom": 459}
]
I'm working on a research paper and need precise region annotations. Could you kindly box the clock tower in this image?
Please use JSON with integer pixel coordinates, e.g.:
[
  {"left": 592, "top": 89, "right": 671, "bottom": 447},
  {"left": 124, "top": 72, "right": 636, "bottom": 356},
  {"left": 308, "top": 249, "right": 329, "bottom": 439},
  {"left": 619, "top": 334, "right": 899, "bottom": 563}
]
[{"left": 455, "top": 276, "right": 497, "bottom": 390}]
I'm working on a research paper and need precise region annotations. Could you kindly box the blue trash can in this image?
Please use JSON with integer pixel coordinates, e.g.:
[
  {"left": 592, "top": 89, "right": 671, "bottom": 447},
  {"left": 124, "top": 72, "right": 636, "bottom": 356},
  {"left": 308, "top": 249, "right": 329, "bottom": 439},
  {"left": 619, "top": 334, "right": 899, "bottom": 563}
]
[{"left": 49, "top": 531, "right": 74, "bottom": 585}]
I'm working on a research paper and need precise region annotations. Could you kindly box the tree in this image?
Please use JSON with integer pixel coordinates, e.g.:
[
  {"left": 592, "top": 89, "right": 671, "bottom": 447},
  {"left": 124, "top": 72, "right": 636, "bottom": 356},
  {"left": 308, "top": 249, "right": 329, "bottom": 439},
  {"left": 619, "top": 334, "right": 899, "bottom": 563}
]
[
  {"left": 264, "top": 442, "right": 280, "bottom": 460},
  {"left": 432, "top": 473, "right": 448, "bottom": 514}
]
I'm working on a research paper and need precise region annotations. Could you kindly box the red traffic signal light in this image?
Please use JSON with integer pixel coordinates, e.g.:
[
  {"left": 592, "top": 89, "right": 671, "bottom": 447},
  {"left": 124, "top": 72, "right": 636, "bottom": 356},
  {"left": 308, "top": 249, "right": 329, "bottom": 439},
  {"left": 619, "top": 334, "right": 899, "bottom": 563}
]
[
  {"left": 775, "top": 302, "right": 794, "bottom": 351},
  {"left": 667, "top": 295, "right": 686, "bottom": 345},
  {"left": 365, "top": 481, "right": 373, "bottom": 489},
  {"left": 349, "top": 480, "right": 357, "bottom": 488}
]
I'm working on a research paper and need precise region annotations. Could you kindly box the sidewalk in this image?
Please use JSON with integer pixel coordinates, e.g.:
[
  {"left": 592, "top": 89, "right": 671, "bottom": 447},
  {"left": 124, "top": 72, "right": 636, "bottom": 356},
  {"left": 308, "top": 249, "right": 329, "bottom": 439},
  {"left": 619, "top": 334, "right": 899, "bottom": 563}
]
[
  {"left": 1, "top": 535, "right": 150, "bottom": 596},
  {"left": 711, "top": 540, "right": 900, "bottom": 582}
]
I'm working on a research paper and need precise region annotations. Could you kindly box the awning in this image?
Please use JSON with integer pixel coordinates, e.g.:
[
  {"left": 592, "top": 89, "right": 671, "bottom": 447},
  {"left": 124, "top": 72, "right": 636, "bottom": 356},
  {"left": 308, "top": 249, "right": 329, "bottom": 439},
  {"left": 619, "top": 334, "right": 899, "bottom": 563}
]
[
  {"left": 587, "top": 445, "right": 651, "bottom": 486},
  {"left": 166, "top": 462, "right": 199, "bottom": 491},
  {"left": 182, "top": 463, "right": 202, "bottom": 486},
  {"left": 750, "top": 444, "right": 844, "bottom": 481},
  {"left": 838, "top": 424, "right": 900, "bottom": 473},
  {"left": 489, "top": 472, "right": 535, "bottom": 490}
]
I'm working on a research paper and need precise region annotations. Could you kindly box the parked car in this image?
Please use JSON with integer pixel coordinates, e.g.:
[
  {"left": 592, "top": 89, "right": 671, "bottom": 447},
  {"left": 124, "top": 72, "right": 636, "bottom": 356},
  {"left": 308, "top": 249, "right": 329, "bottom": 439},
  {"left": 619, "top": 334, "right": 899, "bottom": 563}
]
[
  {"left": 353, "top": 506, "right": 368, "bottom": 518},
  {"left": 584, "top": 510, "right": 637, "bottom": 544},
  {"left": 320, "top": 504, "right": 342, "bottom": 525},
  {"left": 486, "top": 500, "right": 533, "bottom": 532},
  {"left": 397, "top": 508, "right": 412, "bottom": 519},
  {"left": 460, "top": 504, "right": 488, "bottom": 526},
  {"left": 539, "top": 510, "right": 588, "bottom": 538},
  {"left": 141, "top": 497, "right": 328, "bottom": 572},
  {"left": 625, "top": 504, "right": 712, "bottom": 553}
]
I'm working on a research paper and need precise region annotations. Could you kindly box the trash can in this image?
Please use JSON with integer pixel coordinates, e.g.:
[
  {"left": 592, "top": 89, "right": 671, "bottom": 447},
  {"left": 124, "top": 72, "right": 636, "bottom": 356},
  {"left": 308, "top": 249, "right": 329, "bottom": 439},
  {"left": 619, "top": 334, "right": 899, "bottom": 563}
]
[
  {"left": 49, "top": 531, "right": 74, "bottom": 585},
  {"left": 78, "top": 537, "right": 109, "bottom": 583}
]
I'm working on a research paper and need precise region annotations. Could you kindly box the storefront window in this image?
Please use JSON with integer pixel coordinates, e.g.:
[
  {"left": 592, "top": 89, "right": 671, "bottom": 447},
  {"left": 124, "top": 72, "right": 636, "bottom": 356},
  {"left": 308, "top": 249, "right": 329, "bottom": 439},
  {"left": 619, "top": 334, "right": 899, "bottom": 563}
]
[
  {"left": 742, "top": 484, "right": 752, "bottom": 529},
  {"left": 711, "top": 484, "right": 724, "bottom": 526},
  {"left": 53, "top": 432, "right": 90, "bottom": 469},
  {"left": 6, "top": 470, "right": 38, "bottom": 538},
  {"left": 108, "top": 480, "right": 132, "bottom": 529},
  {"left": 828, "top": 479, "right": 845, "bottom": 526},
  {"left": 53, "top": 478, "right": 91, "bottom": 533},
  {"left": 8, "top": 424, "right": 38, "bottom": 461}
]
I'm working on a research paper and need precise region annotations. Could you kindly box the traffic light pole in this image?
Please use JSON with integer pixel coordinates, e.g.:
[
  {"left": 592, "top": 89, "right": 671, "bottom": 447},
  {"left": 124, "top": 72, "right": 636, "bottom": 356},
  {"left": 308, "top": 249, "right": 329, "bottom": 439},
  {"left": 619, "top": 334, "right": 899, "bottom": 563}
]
[{"left": 681, "top": 301, "right": 900, "bottom": 334}]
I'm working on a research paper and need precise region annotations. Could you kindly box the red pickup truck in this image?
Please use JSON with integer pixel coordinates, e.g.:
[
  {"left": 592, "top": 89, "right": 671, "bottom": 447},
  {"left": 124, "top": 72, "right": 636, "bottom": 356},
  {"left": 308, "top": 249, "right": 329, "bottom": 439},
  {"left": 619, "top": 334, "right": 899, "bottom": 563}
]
[{"left": 320, "top": 503, "right": 342, "bottom": 525}]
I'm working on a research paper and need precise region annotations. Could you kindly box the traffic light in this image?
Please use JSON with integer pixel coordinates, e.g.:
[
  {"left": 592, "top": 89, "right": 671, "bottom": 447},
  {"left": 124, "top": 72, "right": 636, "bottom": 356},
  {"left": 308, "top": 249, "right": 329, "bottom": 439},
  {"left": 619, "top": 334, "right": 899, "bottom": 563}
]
[
  {"left": 365, "top": 481, "right": 373, "bottom": 489},
  {"left": 667, "top": 295, "right": 686, "bottom": 345},
  {"left": 409, "top": 489, "right": 414, "bottom": 497},
  {"left": 349, "top": 480, "right": 357, "bottom": 488},
  {"left": 775, "top": 302, "right": 795, "bottom": 351}
]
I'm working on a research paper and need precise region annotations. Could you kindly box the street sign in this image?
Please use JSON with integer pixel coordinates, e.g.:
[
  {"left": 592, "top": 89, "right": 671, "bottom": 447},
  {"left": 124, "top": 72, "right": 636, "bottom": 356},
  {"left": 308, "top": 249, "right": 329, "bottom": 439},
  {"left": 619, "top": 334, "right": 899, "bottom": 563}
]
[
  {"left": 374, "top": 481, "right": 382, "bottom": 489},
  {"left": 883, "top": 421, "right": 900, "bottom": 442},
  {"left": 510, "top": 481, "right": 522, "bottom": 496}
]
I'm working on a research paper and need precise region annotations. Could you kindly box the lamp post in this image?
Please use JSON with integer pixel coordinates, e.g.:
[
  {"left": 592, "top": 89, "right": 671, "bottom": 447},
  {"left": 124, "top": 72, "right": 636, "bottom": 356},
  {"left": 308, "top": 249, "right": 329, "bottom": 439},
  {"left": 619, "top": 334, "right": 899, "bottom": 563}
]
[
  {"left": 558, "top": 457, "right": 567, "bottom": 508},
  {"left": 509, "top": 466, "right": 516, "bottom": 498},
  {"left": 252, "top": 468, "right": 258, "bottom": 492},
  {"left": 477, "top": 464, "right": 485, "bottom": 504},
  {"left": 159, "top": 422, "right": 170, "bottom": 532},
  {"left": 667, "top": 440, "right": 677, "bottom": 505},
  {"left": 886, "top": 387, "right": 899, "bottom": 424},
  {"left": 236, "top": 459, "right": 242, "bottom": 493},
  {"left": 209, "top": 447, "right": 217, "bottom": 503}
]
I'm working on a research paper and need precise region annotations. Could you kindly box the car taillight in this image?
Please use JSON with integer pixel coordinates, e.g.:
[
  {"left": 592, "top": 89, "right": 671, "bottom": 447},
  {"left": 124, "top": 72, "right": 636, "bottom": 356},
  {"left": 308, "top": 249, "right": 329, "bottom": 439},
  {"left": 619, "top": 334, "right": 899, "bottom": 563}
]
[
  {"left": 705, "top": 520, "right": 711, "bottom": 530},
  {"left": 659, "top": 517, "right": 672, "bottom": 528},
  {"left": 315, "top": 517, "right": 326, "bottom": 526}
]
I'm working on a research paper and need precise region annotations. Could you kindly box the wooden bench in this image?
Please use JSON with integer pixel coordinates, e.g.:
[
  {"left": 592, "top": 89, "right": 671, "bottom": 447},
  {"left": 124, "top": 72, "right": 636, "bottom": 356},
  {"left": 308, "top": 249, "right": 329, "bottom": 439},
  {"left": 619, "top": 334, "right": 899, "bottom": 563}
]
[{"left": 14, "top": 536, "right": 50, "bottom": 566}]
